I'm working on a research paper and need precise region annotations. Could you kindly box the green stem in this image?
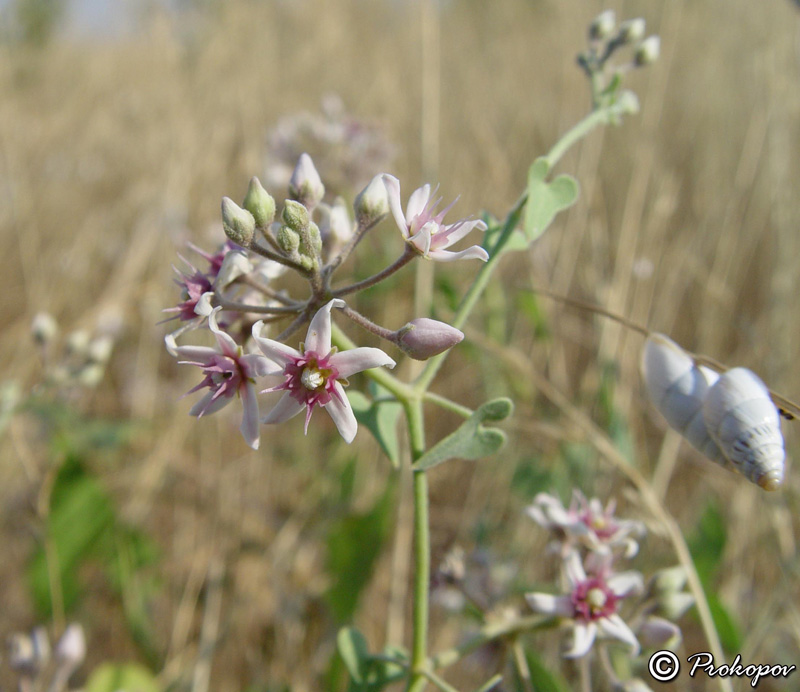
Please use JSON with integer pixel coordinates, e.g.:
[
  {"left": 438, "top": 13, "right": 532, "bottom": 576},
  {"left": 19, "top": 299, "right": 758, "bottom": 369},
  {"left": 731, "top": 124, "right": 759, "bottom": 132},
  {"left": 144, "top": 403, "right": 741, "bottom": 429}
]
[
  {"left": 543, "top": 104, "right": 613, "bottom": 170},
  {"left": 405, "top": 398, "right": 431, "bottom": 692}
]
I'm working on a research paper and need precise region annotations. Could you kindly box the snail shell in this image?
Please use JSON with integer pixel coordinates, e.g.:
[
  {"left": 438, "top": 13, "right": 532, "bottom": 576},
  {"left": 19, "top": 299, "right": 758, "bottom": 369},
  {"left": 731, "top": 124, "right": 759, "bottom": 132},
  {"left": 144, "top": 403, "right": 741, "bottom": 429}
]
[
  {"left": 641, "top": 334, "right": 785, "bottom": 491},
  {"left": 703, "top": 368, "right": 785, "bottom": 491}
]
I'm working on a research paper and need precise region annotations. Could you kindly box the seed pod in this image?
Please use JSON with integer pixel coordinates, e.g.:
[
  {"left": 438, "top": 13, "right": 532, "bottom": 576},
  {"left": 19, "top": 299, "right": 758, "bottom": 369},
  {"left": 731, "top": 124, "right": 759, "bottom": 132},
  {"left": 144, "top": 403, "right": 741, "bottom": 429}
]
[
  {"left": 703, "top": 368, "right": 785, "bottom": 491},
  {"left": 641, "top": 333, "right": 725, "bottom": 463}
]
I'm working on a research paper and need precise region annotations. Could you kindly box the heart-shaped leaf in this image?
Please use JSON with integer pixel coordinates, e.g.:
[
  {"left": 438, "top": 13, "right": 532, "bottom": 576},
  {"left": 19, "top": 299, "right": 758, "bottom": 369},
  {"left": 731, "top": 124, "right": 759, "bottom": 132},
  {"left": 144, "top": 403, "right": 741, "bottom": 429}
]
[
  {"left": 523, "top": 157, "right": 579, "bottom": 243},
  {"left": 413, "top": 398, "right": 513, "bottom": 471}
]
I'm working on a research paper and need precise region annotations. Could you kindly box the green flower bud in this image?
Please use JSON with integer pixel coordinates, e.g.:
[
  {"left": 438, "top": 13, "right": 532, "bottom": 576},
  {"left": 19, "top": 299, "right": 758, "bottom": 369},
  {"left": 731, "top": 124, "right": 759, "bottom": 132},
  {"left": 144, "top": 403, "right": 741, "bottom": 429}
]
[
  {"left": 634, "top": 35, "right": 660, "bottom": 66},
  {"left": 243, "top": 176, "right": 275, "bottom": 229},
  {"left": 589, "top": 10, "right": 615, "bottom": 41},
  {"left": 282, "top": 199, "right": 310, "bottom": 233},
  {"left": 221, "top": 197, "right": 256, "bottom": 248},
  {"left": 288, "top": 153, "right": 325, "bottom": 209},
  {"left": 354, "top": 174, "right": 389, "bottom": 227},
  {"left": 277, "top": 225, "right": 301, "bottom": 253},
  {"left": 617, "top": 18, "right": 646, "bottom": 44}
]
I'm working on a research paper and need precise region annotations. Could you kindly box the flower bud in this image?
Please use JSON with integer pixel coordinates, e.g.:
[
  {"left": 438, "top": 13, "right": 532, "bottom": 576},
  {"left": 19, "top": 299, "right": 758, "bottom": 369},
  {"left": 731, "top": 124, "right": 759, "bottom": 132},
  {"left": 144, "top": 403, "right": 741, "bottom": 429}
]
[
  {"left": 615, "top": 90, "right": 640, "bottom": 115},
  {"left": 319, "top": 197, "right": 354, "bottom": 245},
  {"left": 288, "top": 153, "right": 325, "bottom": 209},
  {"left": 396, "top": 318, "right": 464, "bottom": 360},
  {"left": 282, "top": 199, "right": 310, "bottom": 233},
  {"left": 221, "top": 197, "right": 255, "bottom": 248},
  {"left": 354, "top": 174, "right": 389, "bottom": 227},
  {"left": 656, "top": 591, "right": 694, "bottom": 621},
  {"left": 277, "top": 225, "right": 301, "bottom": 254},
  {"left": 87, "top": 335, "right": 114, "bottom": 364},
  {"left": 66, "top": 329, "right": 91, "bottom": 357},
  {"left": 243, "top": 176, "right": 276, "bottom": 229},
  {"left": 634, "top": 36, "right": 660, "bottom": 66},
  {"left": 617, "top": 18, "right": 645, "bottom": 44},
  {"left": 651, "top": 565, "right": 687, "bottom": 593},
  {"left": 589, "top": 10, "right": 615, "bottom": 41},
  {"left": 638, "top": 616, "right": 681, "bottom": 648},
  {"left": 302, "top": 222, "right": 322, "bottom": 256},
  {"left": 31, "top": 312, "right": 58, "bottom": 346},
  {"left": 55, "top": 623, "right": 86, "bottom": 671}
]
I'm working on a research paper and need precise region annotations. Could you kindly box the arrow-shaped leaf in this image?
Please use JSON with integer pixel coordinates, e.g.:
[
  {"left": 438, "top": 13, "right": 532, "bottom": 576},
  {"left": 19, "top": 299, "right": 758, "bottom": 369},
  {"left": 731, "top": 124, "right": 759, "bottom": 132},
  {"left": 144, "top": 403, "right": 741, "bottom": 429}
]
[
  {"left": 523, "top": 157, "right": 579, "bottom": 243},
  {"left": 413, "top": 398, "right": 513, "bottom": 471}
]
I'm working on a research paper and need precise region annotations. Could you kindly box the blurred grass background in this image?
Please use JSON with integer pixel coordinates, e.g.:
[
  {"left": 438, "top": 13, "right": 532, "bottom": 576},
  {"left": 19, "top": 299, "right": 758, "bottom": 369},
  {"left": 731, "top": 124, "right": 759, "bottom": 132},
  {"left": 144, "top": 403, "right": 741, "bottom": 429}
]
[{"left": 1, "top": 0, "right": 799, "bottom": 690}]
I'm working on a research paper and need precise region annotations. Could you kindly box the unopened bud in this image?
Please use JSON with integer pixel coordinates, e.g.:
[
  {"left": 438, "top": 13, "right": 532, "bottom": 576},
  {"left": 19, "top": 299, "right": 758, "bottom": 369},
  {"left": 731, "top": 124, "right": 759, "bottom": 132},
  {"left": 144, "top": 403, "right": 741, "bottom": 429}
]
[
  {"left": 634, "top": 35, "right": 660, "bottom": 66},
  {"left": 638, "top": 616, "right": 681, "bottom": 648},
  {"left": 277, "top": 225, "right": 300, "bottom": 254},
  {"left": 589, "top": 10, "right": 615, "bottom": 41},
  {"left": 651, "top": 565, "right": 687, "bottom": 594},
  {"left": 319, "top": 197, "right": 354, "bottom": 245},
  {"left": 282, "top": 199, "right": 310, "bottom": 233},
  {"left": 221, "top": 197, "right": 255, "bottom": 248},
  {"left": 66, "top": 329, "right": 91, "bottom": 357},
  {"left": 55, "top": 623, "right": 86, "bottom": 671},
  {"left": 615, "top": 90, "right": 640, "bottom": 115},
  {"left": 617, "top": 18, "right": 645, "bottom": 44},
  {"left": 288, "top": 153, "right": 325, "bottom": 209},
  {"left": 243, "top": 177, "right": 276, "bottom": 229},
  {"left": 396, "top": 318, "right": 464, "bottom": 360},
  {"left": 32, "top": 312, "right": 58, "bottom": 346},
  {"left": 354, "top": 174, "right": 389, "bottom": 227},
  {"left": 657, "top": 591, "right": 694, "bottom": 621},
  {"left": 87, "top": 335, "right": 114, "bottom": 364}
]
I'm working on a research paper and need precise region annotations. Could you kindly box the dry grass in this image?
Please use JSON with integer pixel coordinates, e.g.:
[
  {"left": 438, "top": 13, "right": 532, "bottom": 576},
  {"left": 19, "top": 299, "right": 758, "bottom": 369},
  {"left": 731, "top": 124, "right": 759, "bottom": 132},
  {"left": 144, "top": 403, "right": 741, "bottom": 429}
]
[{"left": 1, "top": 1, "right": 799, "bottom": 690}]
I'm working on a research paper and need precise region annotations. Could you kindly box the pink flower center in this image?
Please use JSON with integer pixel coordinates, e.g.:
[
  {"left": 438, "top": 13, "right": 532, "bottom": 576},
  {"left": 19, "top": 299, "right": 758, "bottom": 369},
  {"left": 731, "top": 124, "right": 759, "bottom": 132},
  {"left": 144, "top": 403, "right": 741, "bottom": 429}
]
[
  {"left": 580, "top": 511, "right": 616, "bottom": 540},
  {"left": 280, "top": 350, "right": 341, "bottom": 412},
  {"left": 571, "top": 576, "right": 619, "bottom": 622}
]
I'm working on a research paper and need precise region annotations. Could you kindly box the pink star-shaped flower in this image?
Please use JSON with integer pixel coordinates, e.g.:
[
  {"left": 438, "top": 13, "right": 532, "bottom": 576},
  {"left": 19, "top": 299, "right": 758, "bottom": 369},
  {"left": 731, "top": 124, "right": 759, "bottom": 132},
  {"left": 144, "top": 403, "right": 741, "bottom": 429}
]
[
  {"left": 166, "top": 309, "right": 277, "bottom": 449},
  {"left": 252, "top": 299, "right": 396, "bottom": 443},
  {"left": 526, "top": 551, "right": 642, "bottom": 658},
  {"left": 382, "top": 175, "right": 489, "bottom": 262}
]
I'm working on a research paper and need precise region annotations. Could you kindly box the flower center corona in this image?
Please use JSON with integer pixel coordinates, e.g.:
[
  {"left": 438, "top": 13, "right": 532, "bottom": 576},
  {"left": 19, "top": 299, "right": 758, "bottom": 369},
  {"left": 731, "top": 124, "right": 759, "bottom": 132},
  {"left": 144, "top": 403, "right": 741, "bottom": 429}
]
[{"left": 301, "top": 367, "right": 325, "bottom": 390}]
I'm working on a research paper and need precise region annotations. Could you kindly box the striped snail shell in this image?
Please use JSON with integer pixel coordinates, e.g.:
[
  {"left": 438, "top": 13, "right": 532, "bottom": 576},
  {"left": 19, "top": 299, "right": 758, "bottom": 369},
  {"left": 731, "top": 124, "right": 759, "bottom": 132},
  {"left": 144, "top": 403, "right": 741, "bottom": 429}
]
[
  {"left": 703, "top": 368, "right": 785, "bottom": 491},
  {"left": 641, "top": 333, "right": 726, "bottom": 464},
  {"left": 641, "top": 334, "right": 785, "bottom": 491}
]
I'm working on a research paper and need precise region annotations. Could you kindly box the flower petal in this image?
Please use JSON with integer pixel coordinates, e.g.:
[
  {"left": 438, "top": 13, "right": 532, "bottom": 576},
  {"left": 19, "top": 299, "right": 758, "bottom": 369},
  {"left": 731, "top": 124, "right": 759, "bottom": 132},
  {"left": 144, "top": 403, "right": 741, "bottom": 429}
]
[
  {"left": 305, "top": 299, "right": 345, "bottom": 354},
  {"left": 406, "top": 183, "right": 431, "bottom": 221},
  {"left": 323, "top": 382, "right": 358, "bottom": 443},
  {"left": 564, "top": 622, "right": 597, "bottom": 658},
  {"left": 525, "top": 593, "right": 573, "bottom": 617},
  {"left": 252, "top": 321, "right": 301, "bottom": 366},
  {"left": 431, "top": 219, "right": 487, "bottom": 249},
  {"left": 262, "top": 391, "right": 304, "bottom": 425},
  {"left": 239, "top": 381, "right": 261, "bottom": 450},
  {"left": 331, "top": 347, "right": 396, "bottom": 379},
  {"left": 209, "top": 308, "right": 239, "bottom": 357},
  {"left": 428, "top": 245, "right": 489, "bottom": 262},
  {"left": 608, "top": 570, "right": 644, "bottom": 598},
  {"left": 598, "top": 614, "right": 640, "bottom": 655},
  {"left": 169, "top": 341, "right": 219, "bottom": 362},
  {"left": 382, "top": 175, "right": 409, "bottom": 238},
  {"left": 189, "top": 389, "right": 232, "bottom": 418}
]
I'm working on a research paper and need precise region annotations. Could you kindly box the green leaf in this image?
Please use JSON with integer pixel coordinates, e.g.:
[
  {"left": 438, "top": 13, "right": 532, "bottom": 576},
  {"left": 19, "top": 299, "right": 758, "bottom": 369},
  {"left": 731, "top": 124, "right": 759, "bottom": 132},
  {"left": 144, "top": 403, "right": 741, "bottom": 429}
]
[
  {"left": 520, "top": 648, "right": 571, "bottom": 692},
  {"left": 337, "top": 627, "right": 370, "bottom": 684},
  {"left": 413, "top": 398, "right": 513, "bottom": 471},
  {"left": 325, "top": 488, "right": 394, "bottom": 621},
  {"left": 85, "top": 663, "right": 160, "bottom": 692},
  {"left": 349, "top": 386, "right": 403, "bottom": 467},
  {"left": 523, "top": 157, "right": 579, "bottom": 243}
]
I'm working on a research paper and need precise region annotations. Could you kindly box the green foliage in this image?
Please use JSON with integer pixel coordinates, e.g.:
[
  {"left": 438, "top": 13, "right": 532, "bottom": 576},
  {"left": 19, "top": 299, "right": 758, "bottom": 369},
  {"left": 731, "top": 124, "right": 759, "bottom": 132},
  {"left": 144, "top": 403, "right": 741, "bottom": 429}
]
[
  {"left": 85, "top": 662, "right": 160, "bottom": 692},
  {"left": 687, "top": 501, "right": 743, "bottom": 653},
  {"left": 523, "top": 158, "right": 579, "bottom": 243},
  {"left": 336, "top": 627, "right": 408, "bottom": 692},
  {"left": 349, "top": 384, "right": 403, "bottom": 467},
  {"left": 413, "top": 398, "right": 513, "bottom": 471},
  {"left": 516, "top": 647, "right": 571, "bottom": 692},
  {"left": 514, "top": 292, "right": 551, "bottom": 340},
  {"left": 510, "top": 456, "right": 553, "bottom": 501},
  {"left": 325, "top": 487, "right": 395, "bottom": 622}
]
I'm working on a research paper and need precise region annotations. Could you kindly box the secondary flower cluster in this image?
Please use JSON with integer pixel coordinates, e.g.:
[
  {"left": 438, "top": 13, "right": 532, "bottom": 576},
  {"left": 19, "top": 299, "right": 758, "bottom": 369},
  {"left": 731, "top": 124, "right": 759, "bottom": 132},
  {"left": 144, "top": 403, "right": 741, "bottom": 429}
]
[
  {"left": 164, "top": 154, "right": 488, "bottom": 449},
  {"left": 525, "top": 491, "right": 692, "bottom": 688}
]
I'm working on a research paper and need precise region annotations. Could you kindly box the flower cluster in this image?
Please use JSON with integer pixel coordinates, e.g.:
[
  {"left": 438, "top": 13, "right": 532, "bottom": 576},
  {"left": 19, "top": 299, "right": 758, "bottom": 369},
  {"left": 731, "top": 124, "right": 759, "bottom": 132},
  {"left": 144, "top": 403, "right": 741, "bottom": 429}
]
[
  {"left": 7, "top": 623, "right": 85, "bottom": 692},
  {"left": 164, "top": 154, "right": 488, "bottom": 449},
  {"left": 525, "top": 491, "right": 692, "bottom": 689}
]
